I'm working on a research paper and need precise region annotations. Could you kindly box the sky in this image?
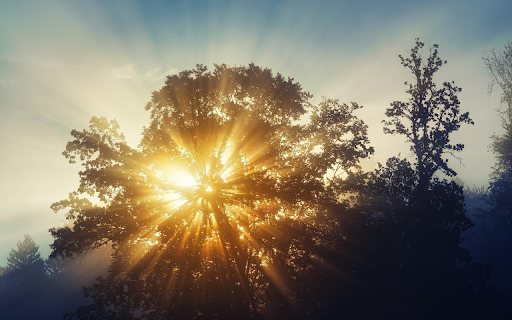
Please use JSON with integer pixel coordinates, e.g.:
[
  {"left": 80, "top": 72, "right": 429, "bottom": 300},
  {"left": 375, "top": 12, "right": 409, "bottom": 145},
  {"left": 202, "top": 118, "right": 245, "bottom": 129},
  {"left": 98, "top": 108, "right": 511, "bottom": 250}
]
[{"left": 0, "top": 0, "right": 511, "bottom": 264}]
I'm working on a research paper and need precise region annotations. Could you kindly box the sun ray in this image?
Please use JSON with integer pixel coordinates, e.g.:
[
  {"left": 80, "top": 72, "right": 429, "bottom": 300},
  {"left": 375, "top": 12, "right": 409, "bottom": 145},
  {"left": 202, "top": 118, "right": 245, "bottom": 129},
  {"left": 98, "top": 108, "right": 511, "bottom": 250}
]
[{"left": 49, "top": 64, "right": 374, "bottom": 318}]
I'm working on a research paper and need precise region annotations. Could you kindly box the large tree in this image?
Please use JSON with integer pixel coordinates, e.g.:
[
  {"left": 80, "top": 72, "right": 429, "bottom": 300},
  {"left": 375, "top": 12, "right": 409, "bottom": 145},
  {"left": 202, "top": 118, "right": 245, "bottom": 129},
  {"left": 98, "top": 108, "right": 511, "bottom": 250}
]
[
  {"left": 50, "top": 64, "right": 372, "bottom": 319},
  {"left": 333, "top": 40, "right": 504, "bottom": 319}
]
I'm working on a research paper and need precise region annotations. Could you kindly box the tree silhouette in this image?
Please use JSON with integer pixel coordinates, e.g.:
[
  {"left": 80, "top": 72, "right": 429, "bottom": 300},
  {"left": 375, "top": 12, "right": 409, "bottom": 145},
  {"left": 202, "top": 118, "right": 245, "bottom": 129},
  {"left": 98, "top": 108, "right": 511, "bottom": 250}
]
[
  {"left": 50, "top": 64, "right": 373, "bottom": 319},
  {"left": 0, "top": 235, "right": 59, "bottom": 319},
  {"left": 383, "top": 39, "right": 473, "bottom": 191},
  {"left": 5, "top": 234, "right": 45, "bottom": 274},
  {"left": 333, "top": 40, "right": 505, "bottom": 319}
]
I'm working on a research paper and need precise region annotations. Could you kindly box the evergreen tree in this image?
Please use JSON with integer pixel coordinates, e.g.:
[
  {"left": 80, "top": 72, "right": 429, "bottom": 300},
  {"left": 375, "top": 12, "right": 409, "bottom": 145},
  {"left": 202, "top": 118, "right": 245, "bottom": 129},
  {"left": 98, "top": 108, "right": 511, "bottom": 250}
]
[
  {"left": 0, "top": 235, "right": 49, "bottom": 319},
  {"left": 0, "top": 235, "right": 87, "bottom": 320},
  {"left": 5, "top": 234, "right": 45, "bottom": 274}
]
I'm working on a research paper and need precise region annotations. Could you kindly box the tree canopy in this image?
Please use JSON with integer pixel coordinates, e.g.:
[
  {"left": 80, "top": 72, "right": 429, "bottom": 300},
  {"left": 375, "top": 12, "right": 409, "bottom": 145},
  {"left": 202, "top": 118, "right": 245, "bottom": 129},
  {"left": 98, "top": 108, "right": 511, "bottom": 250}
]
[
  {"left": 50, "top": 63, "right": 373, "bottom": 319},
  {"left": 383, "top": 39, "right": 473, "bottom": 190}
]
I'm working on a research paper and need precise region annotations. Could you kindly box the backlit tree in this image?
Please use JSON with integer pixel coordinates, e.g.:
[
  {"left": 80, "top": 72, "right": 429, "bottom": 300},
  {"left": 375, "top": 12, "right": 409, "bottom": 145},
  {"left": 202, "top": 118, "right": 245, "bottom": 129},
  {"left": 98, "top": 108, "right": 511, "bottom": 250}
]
[
  {"left": 383, "top": 39, "right": 473, "bottom": 191},
  {"left": 50, "top": 64, "right": 373, "bottom": 319}
]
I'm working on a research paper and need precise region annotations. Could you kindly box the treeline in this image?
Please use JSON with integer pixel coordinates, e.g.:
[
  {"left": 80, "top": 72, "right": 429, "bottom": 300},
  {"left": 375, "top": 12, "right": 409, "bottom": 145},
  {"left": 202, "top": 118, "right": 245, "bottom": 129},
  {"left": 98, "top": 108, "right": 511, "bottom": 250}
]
[{"left": 2, "top": 40, "right": 512, "bottom": 319}]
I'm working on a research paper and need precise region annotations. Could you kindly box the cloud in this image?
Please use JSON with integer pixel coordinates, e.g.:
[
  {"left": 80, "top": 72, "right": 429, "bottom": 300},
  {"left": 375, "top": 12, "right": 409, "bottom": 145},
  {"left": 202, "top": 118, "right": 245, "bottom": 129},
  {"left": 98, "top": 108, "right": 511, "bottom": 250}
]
[{"left": 110, "top": 63, "right": 177, "bottom": 81}]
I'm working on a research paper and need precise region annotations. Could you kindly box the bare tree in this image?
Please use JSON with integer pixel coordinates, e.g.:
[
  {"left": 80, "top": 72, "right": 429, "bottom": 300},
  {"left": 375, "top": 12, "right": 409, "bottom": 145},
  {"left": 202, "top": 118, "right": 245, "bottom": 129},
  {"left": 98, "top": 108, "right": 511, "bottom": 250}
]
[{"left": 484, "top": 42, "right": 512, "bottom": 171}]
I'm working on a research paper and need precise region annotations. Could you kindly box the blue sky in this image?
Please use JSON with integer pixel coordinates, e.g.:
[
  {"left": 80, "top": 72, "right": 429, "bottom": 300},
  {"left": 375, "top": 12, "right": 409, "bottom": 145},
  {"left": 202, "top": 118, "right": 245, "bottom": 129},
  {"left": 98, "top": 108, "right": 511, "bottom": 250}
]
[{"left": 0, "top": 0, "right": 511, "bottom": 264}]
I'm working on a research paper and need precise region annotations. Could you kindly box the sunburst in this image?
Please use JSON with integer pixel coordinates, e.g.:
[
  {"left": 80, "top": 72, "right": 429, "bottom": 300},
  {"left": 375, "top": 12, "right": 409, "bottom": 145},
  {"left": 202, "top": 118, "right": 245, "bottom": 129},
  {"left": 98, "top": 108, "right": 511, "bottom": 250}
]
[{"left": 50, "top": 64, "right": 372, "bottom": 317}]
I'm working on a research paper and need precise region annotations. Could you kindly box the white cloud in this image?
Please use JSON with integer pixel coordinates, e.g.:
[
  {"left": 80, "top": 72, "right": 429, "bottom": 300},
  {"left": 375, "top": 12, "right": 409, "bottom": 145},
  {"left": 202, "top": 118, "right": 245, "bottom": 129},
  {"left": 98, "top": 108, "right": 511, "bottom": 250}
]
[{"left": 110, "top": 63, "right": 177, "bottom": 81}]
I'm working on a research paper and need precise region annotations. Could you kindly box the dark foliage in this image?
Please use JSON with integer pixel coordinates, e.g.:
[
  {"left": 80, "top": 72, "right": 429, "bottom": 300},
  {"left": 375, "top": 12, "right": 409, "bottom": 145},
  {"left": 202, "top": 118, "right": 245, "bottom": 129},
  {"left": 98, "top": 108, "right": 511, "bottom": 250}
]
[
  {"left": 328, "top": 40, "right": 506, "bottom": 319},
  {"left": 332, "top": 158, "right": 504, "bottom": 319},
  {"left": 466, "top": 42, "right": 512, "bottom": 315},
  {"left": 0, "top": 235, "right": 85, "bottom": 320},
  {"left": 463, "top": 187, "right": 512, "bottom": 301},
  {"left": 482, "top": 42, "right": 512, "bottom": 226}
]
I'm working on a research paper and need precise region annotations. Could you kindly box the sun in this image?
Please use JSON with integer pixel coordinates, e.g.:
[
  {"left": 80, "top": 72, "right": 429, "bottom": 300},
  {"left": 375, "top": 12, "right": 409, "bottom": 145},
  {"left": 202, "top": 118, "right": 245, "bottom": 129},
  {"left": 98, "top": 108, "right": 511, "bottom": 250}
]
[{"left": 154, "top": 151, "right": 236, "bottom": 208}]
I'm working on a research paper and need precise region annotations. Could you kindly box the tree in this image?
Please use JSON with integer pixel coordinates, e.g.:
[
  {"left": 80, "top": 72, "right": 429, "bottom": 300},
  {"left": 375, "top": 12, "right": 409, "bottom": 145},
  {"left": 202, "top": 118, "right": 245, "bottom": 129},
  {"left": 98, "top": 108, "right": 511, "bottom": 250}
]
[
  {"left": 50, "top": 64, "right": 373, "bottom": 319},
  {"left": 473, "top": 42, "right": 512, "bottom": 308},
  {"left": 333, "top": 40, "right": 504, "bottom": 319},
  {"left": 0, "top": 235, "right": 55, "bottom": 320},
  {"left": 383, "top": 39, "right": 473, "bottom": 191},
  {"left": 5, "top": 234, "right": 45, "bottom": 274},
  {"left": 484, "top": 42, "right": 512, "bottom": 128},
  {"left": 483, "top": 42, "right": 512, "bottom": 210},
  {"left": 483, "top": 42, "right": 512, "bottom": 195}
]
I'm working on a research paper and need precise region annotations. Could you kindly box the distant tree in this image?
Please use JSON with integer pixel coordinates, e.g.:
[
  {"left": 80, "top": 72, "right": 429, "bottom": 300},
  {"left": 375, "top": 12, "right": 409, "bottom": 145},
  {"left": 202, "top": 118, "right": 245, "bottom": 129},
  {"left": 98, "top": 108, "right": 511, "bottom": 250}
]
[
  {"left": 50, "top": 64, "right": 372, "bottom": 319},
  {"left": 5, "top": 234, "right": 45, "bottom": 275},
  {"left": 383, "top": 39, "right": 473, "bottom": 191},
  {"left": 333, "top": 40, "right": 505, "bottom": 319},
  {"left": 0, "top": 235, "right": 90, "bottom": 320},
  {"left": 0, "top": 235, "right": 50, "bottom": 319},
  {"left": 484, "top": 42, "right": 512, "bottom": 127},
  {"left": 472, "top": 42, "right": 512, "bottom": 308},
  {"left": 483, "top": 42, "right": 512, "bottom": 215}
]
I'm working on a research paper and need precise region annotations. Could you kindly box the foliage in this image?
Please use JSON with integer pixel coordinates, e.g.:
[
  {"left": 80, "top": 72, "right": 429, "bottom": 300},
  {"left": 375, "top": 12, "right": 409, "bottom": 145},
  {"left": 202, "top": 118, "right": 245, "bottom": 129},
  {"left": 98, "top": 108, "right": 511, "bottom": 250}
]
[
  {"left": 0, "top": 235, "right": 80, "bottom": 320},
  {"left": 333, "top": 158, "right": 503, "bottom": 319},
  {"left": 469, "top": 42, "right": 512, "bottom": 310},
  {"left": 5, "top": 234, "right": 45, "bottom": 274},
  {"left": 483, "top": 42, "right": 512, "bottom": 218},
  {"left": 484, "top": 42, "right": 512, "bottom": 173},
  {"left": 383, "top": 39, "right": 473, "bottom": 190},
  {"left": 332, "top": 40, "right": 505, "bottom": 319},
  {"left": 50, "top": 63, "right": 372, "bottom": 319}
]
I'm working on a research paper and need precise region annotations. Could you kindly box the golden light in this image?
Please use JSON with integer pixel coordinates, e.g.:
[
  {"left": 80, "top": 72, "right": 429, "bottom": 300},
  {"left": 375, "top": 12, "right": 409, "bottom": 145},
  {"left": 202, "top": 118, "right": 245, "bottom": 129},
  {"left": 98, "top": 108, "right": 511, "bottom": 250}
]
[
  {"left": 50, "top": 64, "right": 366, "bottom": 317},
  {"left": 142, "top": 133, "right": 278, "bottom": 262}
]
